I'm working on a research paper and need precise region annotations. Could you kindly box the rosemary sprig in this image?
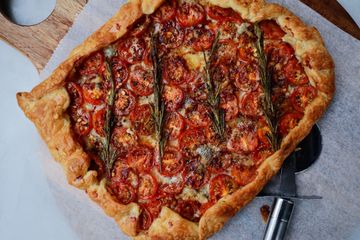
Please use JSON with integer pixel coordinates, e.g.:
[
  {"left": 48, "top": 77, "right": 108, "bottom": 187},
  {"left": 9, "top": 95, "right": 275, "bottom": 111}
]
[
  {"left": 202, "top": 32, "right": 225, "bottom": 140},
  {"left": 150, "top": 32, "right": 166, "bottom": 171},
  {"left": 254, "top": 23, "right": 279, "bottom": 151},
  {"left": 100, "top": 58, "right": 118, "bottom": 177}
]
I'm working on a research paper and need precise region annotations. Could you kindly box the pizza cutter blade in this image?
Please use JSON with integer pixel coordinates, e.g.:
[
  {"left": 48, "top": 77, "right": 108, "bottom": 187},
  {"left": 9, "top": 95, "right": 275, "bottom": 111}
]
[{"left": 262, "top": 124, "right": 322, "bottom": 240}]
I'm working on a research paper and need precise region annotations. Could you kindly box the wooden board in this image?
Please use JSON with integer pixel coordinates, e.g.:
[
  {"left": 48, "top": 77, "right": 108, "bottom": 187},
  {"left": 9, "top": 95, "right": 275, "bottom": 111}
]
[{"left": 0, "top": 0, "right": 359, "bottom": 72}]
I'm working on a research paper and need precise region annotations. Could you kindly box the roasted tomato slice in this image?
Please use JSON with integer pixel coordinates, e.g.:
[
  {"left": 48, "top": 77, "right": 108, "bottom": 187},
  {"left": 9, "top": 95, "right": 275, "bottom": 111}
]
[
  {"left": 160, "top": 179, "right": 185, "bottom": 195},
  {"left": 179, "top": 128, "right": 206, "bottom": 153},
  {"left": 176, "top": 2, "right": 205, "bottom": 27},
  {"left": 77, "top": 51, "right": 105, "bottom": 76},
  {"left": 164, "top": 112, "right": 185, "bottom": 140},
  {"left": 158, "top": 149, "right": 184, "bottom": 177},
  {"left": 127, "top": 145, "right": 154, "bottom": 173},
  {"left": 239, "top": 90, "right": 262, "bottom": 117},
  {"left": 210, "top": 174, "right": 238, "bottom": 201},
  {"left": 290, "top": 86, "right": 317, "bottom": 112},
  {"left": 82, "top": 81, "right": 105, "bottom": 105},
  {"left": 138, "top": 207, "right": 153, "bottom": 230},
  {"left": 129, "top": 16, "right": 150, "bottom": 37},
  {"left": 112, "top": 165, "right": 139, "bottom": 189},
  {"left": 212, "top": 64, "right": 229, "bottom": 83},
  {"left": 266, "top": 42, "right": 294, "bottom": 65},
  {"left": 66, "top": 82, "right": 83, "bottom": 106},
  {"left": 129, "top": 104, "right": 154, "bottom": 136},
  {"left": 176, "top": 200, "right": 201, "bottom": 222},
  {"left": 153, "top": 0, "right": 176, "bottom": 23},
  {"left": 259, "top": 20, "right": 285, "bottom": 40},
  {"left": 114, "top": 89, "right": 136, "bottom": 117},
  {"left": 230, "top": 166, "right": 256, "bottom": 186},
  {"left": 208, "top": 152, "right": 233, "bottom": 174},
  {"left": 284, "top": 57, "right": 309, "bottom": 85},
  {"left": 182, "top": 160, "right": 210, "bottom": 190},
  {"left": 159, "top": 20, "right": 184, "bottom": 49},
  {"left": 230, "top": 63, "right": 259, "bottom": 92},
  {"left": 112, "top": 127, "right": 138, "bottom": 152},
  {"left": 185, "top": 26, "right": 215, "bottom": 52},
  {"left": 213, "top": 39, "right": 238, "bottom": 65},
  {"left": 220, "top": 93, "right": 239, "bottom": 121},
  {"left": 279, "top": 112, "right": 304, "bottom": 136},
  {"left": 185, "top": 103, "right": 211, "bottom": 127},
  {"left": 117, "top": 37, "right": 146, "bottom": 64},
  {"left": 110, "top": 182, "right": 136, "bottom": 204},
  {"left": 93, "top": 108, "right": 106, "bottom": 136},
  {"left": 111, "top": 57, "right": 129, "bottom": 88},
  {"left": 163, "top": 56, "right": 191, "bottom": 85},
  {"left": 138, "top": 173, "right": 158, "bottom": 200},
  {"left": 206, "top": 5, "right": 243, "bottom": 22},
  {"left": 227, "top": 126, "right": 259, "bottom": 154},
  {"left": 163, "top": 85, "right": 184, "bottom": 110},
  {"left": 129, "top": 66, "right": 154, "bottom": 96},
  {"left": 70, "top": 107, "right": 92, "bottom": 136}
]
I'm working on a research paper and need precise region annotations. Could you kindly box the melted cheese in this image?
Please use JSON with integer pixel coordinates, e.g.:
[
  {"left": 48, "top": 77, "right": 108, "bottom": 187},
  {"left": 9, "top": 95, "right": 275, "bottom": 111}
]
[
  {"left": 179, "top": 187, "right": 209, "bottom": 203},
  {"left": 183, "top": 52, "right": 206, "bottom": 70}
]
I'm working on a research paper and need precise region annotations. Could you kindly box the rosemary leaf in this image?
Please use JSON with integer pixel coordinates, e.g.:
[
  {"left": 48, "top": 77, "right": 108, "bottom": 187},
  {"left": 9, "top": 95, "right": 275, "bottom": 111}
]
[
  {"left": 150, "top": 32, "right": 166, "bottom": 171},
  {"left": 254, "top": 23, "right": 279, "bottom": 151},
  {"left": 202, "top": 32, "right": 225, "bottom": 140}
]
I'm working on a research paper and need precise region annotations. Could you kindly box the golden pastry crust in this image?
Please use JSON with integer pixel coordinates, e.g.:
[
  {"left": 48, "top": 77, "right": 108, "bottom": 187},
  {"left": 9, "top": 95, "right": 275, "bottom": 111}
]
[{"left": 17, "top": 0, "right": 334, "bottom": 239}]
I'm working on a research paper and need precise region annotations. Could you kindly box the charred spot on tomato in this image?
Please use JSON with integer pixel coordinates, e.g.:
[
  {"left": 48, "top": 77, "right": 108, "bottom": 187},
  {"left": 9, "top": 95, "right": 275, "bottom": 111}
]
[{"left": 208, "top": 152, "right": 233, "bottom": 174}]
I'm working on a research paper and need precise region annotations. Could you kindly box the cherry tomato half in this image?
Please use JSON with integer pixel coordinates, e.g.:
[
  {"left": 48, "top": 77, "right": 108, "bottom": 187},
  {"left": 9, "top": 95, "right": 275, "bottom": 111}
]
[
  {"left": 77, "top": 51, "right": 105, "bottom": 76},
  {"left": 239, "top": 91, "right": 262, "bottom": 117},
  {"left": 70, "top": 107, "right": 92, "bottom": 136},
  {"left": 112, "top": 127, "right": 138, "bottom": 152},
  {"left": 284, "top": 57, "right": 309, "bottom": 85},
  {"left": 153, "top": 0, "right": 176, "bottom": 23},
  {"left": 127, "top": 145, "right": 154, "bottom": 173},
  {"left": 117, "top": 37, "right": 146, "bottom": 64},
  {"left": 110, "top": 182, "right": 137, "bottom": 204},
  {"left": 227, "top": 126, "right": 259, "bottom": 154},
  {"left": 158, "top": 149, "right": 184, "bottom": 177},
  {"left": 259, "top": 20, "right": 286, "bottom": 40},
  {"left": 185, "top": 103, "right": 211, "bottom": 127},
  {"left": 163, "top": 56, "right": 191, "bottom": 85},
  {"left": 182, "top": 160, "right": 210, "bottom": 190},
  {"left": 220, "top": 93, "right": 239, "bottom": 121},
  {"left": 230, "top": 63, "right": 259, "bottom": 92},
  {"left": 138, "top": 173, "right": 158, "bottom": 200},
  {"left": 290, "top": 85, "right": 317, "bottom": 112},
  {"left": 163, "top": 85, "right": 184, "bottom": 111},
  {"left": 114, "top": 89, "right": 136, "bottom": 117},
  {"left": 66, "top": 82, "right": 83, "bottom": 106},
  {"left": 209, "top": 174, "right": 238, "bottom": 201},
  {"left": 278, "top": 112, "right": 304, "bottom": 136},
  {"left": 111, "top": 57, "right": 129, "bottom": 88},
  {"left": 159, "top": 20, "right": 184, "bottom": 49},
  {"left": 185, "top": 26, "right": 215, "bottom": 52},
  {"left": 112, "top": 165, "right": 139, "bottom": 189},
  {"left": 206, "top": 5, "right": 243, "bottom": 23},
  {"left": 176, "top": 3, "right": 205, "bottom": 27},
  {"left": 179, "top": 128, "right": 206, "bottom": 153},
  {"left": 129, "top": 104, "right": 154, "bottom": 136},
  {"left": 82, "top": 81, "right": 105, "bottom": 105},
  {"left": 93, "top": 108, "right": 106, "bottom": 136},
  {"left": 164, "top": 112, "right": 185, "bottom": 140},
  {"left": 129, "top": 66, "right": 154, "bottom": 96},
  {"left": 176, "top": 200, "right": 201, "bottom": 222}
]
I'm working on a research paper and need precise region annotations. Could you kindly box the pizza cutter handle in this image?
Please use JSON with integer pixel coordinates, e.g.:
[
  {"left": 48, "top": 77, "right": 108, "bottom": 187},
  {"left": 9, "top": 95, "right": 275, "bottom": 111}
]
[{"left": 263, "top": 197, "right": 294, "bottom": 240}]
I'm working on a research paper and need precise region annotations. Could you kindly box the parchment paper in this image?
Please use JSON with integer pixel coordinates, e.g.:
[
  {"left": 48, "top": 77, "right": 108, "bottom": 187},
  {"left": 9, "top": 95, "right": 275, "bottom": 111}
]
[{"left": 39, "top": 0, "right": 360, "bottom": 239}]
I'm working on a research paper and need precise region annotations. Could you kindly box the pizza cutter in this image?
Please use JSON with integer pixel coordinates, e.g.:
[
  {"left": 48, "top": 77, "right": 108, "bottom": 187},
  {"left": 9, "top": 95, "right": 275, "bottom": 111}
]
[{"left": 262, "top": 124, "right": 322, "bottom": 240}]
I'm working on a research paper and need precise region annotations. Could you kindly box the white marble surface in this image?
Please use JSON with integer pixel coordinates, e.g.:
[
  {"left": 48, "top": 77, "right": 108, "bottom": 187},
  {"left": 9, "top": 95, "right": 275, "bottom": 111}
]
[{"left": 0, "top": 0, "right": 360, "bottom": 240}]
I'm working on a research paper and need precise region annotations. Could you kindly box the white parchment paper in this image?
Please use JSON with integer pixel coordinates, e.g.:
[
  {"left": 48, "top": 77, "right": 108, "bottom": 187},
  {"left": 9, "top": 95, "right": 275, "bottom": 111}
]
[{"left": 39, "top": 0, "right": 360, "bottom": 239}]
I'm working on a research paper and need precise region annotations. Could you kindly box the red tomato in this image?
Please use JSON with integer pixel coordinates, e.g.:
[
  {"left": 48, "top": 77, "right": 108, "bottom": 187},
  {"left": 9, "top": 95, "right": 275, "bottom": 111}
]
[
  {"left": 93, "top": 108, "right": 106, "bottom": 136},
  {"left": 279, "top": 112, "right": 304, "bottom": 136},
  {"left": 185, "top": 26, "right": 215, "bottom": 52},
  {"left": 159, "top": 20, "right": 184, "bottom": 49},
  {"left": 229, "top": 62, "right": 259, "bottom": 92},
  {"left": 227, "top": 126, "right": 259, "bottom": 154},
  {"left": 111, "top": 57, "right": 129, "bottom": 88},
  {"left": 176, "top": 3, "right": 205, "bottom": 27},
  {"left": 160, "top": 180, "right": 184, "bottom": 195},
  {"left": 129, "top": 104, "right": 154, "bottom": 136},
  {"left": 127, "top": 145, "right": 154, "bottom": 173},
  {"left": 143, "top": 48, "right": 152, "bottom": 67},
  {"left": 206, "top": 5, "right": 243, "bottom": 22},
  {"left": 239, "top": 91, "right": 262, "bottom": 117},
  {"left": 77, "top": 51, "right": 105, "bottom": 76},
  {"left": 266, "top": 42, "right": 294, "bottom": 64},
  {"left": 138, "top": 173, "right": 158, "bottom": 200},
  {"left": 158, "top": 149, "right": 184, "bottom": 177},
  {"left": 185, "top": 103, "right": 211, "bottom": 127},
  {"left": 182, "top": 160, "right": 210, "bottom": 190},
  {"left": 129, "top": 66, "right": 154, "bottom": 96},
  {"left": 117, "top": 37, "right": 146, "bottom": 64},
  {"left": 179, "top": 128, "right": 206, "bottom": 153},
  {"left": 110, "top": 182, "right": 137, "bottom": 204},
  {"left": 214, "top": 39, "right": 238, "bottom": 65},
  {"left": 129, "top": 16, "right": 150, "bottom": 37},
  {"left": 176, "top": 200, "right": 201, "bottom": 222},
  {"left": 208, "top": 153, "right": 233, "bottom": 174},
  {"left": 257, "top": 123, "right": 271, "bottom": 149},
  {"left": 212, "top": 64, "right": 229, "bottom": 83},
  {"left": 66, "top": 82, "right": 83, "bottom": 106},
  {"left": 112, "top": 127, "right": 138, "bottom": 156},
  {"left": 290, "top": 86, "right": 317, "bottom": 112},
  {"left": 259, "top": 20, "right": 285, "bottom": 40},
  {"left": 163, "top": 85, "right": 184, "bottom": 110},
  {"left": 112, "top": 165, "right": 139, "bottom": 189},
  {"left": 284, "top": 57, "right": 309, "bottom": 85},
  {"left": 230, "top": 166, "right": 256, "bottom": 186},
  {"left": 70, "top": 108, "right": 92, "bottom": 136},
  {"left": 163, "top": 56, "right": 191, "bottom": 85},
  {"left": 82, "top": 82, "right": 105, "bottom": 105},
  {"left": 153, "top": 0, "right": 176, "bottom": 23},
  {"left": 114, "top": 89, "right": 136, "bottom": 116},
  {"left": 164, "top": 112, "right": 185, "bottom": 140},
  {"left": 138, "top": 207, "right": 153, "bottom": 230},
  {"left": 220, "top": 93, "right": 239, "bottom": 121},
  {"left": 209, "top": 174, "right": 238, "bottom": 201}
]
